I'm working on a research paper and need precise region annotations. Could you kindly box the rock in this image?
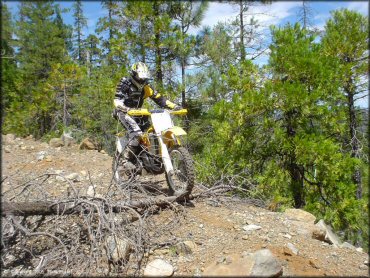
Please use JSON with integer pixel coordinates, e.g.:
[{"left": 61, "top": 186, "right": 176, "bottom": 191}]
[
  {"left": 242, "top": 235, "right": 249, "bottom": 240},
  {"left": 242, "top": 224, "right": 262, "bottom": 232},
  {"left": 199, "top": 224, "right": 204, "bottom": 228},
  {"left": 284, "top": 208, "right": 316, "bottom": 224},
  {"left": 4, "top": 146, "right": 11, "bottom": 153},
  {"left": 356, "top": 247, "right": 363, "bottom": 253},
  {"left": 143, "top": 259, "right": 174, "bottom": 277},
  {"left": 283, "top": 233, "right": 292, "bottom": 239},
  {"left": 36, "top": 151, "right": 47, "bottom": 161},
  {"left": 340, "top": 242, "right": 356, "bottom": 250},
  {"left": 203, "top": 249, "right": 282, "bottom": 277},
  {"left": 314, "top": 219, "right": 341, "bottom": 246},
  {"left": 62, "top": 132, "right": 75, "bottom": 146},
  {"left": 3, "top": 134, "right": 16, "bottom": 145},
  {"left": 359, "top": 264, "right": 368, "bottom": 270},
  {"left": 286, "top": 243, "right": 299, "bottom": 255},
  {"left": 49, "top": 138, "right": 64, "bottom": 148},
  {"left": 25, "top": 134, "right": 33, "bottom": 140},
  {"left": 80, "top": 170, "right": 88, "bottom": 176},
  {"left": 79, "top": 138, "right": 97, "bottom": 150},
  {"left": 251, "top": 249, "right": 283, "bottom": 277},
  {"left": 65, "top": 173, "right": 81, "bottom": 182},
  {"left": 176, "top": 241, "right": 197, "bottom": 255},
  {"left": 105, "top": 235, "right": 131, "bottom": 263},
  {"left": 86, "top": 184, "right": 95, "bottom": 197},
  {"left": 100, "top": 149, "right": 107, "bottom": 154},
  {"left": 45, "top": 155, "right": 53, "bottom": 162},
  {"left": 56, "top": 176, "right": 66, "bottom": 181},
  {"left": 312, "top": 228, "right": 326, "bottom": 242}
]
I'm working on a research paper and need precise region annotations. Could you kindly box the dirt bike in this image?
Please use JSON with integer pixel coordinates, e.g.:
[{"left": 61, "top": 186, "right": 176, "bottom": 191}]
[{"left": 112, "top": 108, "right": 194, "bottom": 198}]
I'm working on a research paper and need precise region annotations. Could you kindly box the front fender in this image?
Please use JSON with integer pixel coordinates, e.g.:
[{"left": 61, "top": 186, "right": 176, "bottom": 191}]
[{"left": 162, "top": 127, "right": 187, "bottom": 147}]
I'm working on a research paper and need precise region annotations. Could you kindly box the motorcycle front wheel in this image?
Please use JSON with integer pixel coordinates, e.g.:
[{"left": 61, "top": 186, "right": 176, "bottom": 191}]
[{"left": 166, "top": 146, "right": 195, "bottom": 199}]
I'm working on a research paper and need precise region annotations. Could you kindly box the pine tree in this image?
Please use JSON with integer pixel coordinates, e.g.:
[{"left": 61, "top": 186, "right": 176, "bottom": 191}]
[
  {"left": 14, "top": 1, "right": 69, "bottom": 137},
  {"left": 170, "top": 1, "right": 209, "bottom": 107},
  {"left": 322, "top": 9, "right": 368, "bottom": 199},
  {"left": 1, "top": 2, "right": 18, "bottom": 114},
  {"left": 72, "top": 0, "right": 87, "bottom": 64}
]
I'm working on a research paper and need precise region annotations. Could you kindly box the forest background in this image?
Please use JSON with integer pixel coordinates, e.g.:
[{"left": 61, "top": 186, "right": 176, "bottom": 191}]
[{"left": 1, "top": 1, "right": 369, "bottom": 250}]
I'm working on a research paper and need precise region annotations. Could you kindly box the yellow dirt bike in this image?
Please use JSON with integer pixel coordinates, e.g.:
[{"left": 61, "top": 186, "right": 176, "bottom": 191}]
[{"left": 112, "top": 108, "right": 194, "bottom": 198}]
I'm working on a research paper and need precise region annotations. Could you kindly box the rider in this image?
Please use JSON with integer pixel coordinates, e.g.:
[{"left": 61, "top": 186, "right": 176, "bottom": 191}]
[{"left": 113, "top": 62, "right": 181, "bottom": 165}]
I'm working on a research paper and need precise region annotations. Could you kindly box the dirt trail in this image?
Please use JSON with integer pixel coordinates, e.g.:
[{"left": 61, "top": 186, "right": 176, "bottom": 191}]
[{"left": 2, "top": 136, "right": 369, "bottom": 276}]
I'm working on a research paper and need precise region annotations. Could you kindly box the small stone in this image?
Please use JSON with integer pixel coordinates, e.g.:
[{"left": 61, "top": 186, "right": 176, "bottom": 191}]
[
  {"left": 36, "top": 151, "right": 47, "bottom": 161},
  {"left": 356, "top": 247, "right": 363, "bottom": 253},
  {"left": 45, "top": 155, "right": 52, "bottom": 162},
  {"left": 143, "top": 259, "right": 174, "bottom": 277},
  {"left": 56, "top": 175, "right": 66, "bottom": 181},
  {"left": 199, "top": 224, "right": 204, "bottom": 228},
  {"left": 105, "top": 235, "right": 131, "bottom": 263},
  {"left": 242, "top": 224, "right": 262, "bottom": 232},
  {"left": 65, "top": 173, "right": 80, "bottom": 182},
  {"left": 80, "top": 170, "right": 88, "bottom": 176},
  {"left": 4, "top": 146, "right": 11, "bottom": 153},
  {"left": 176, "top": 241, "right": 197, "bottom": 255},
  {"left": 359, "top": 265, "right": 368, "bottom": 270},
  {"left": 283, "top": 233, "right": 292, "bottom": 239},
  {"left": 242, "top": 235, "right": 249, "bottom": 240},
  {"left": 286, "top": 243, "right": 299, "bottom": 255}
]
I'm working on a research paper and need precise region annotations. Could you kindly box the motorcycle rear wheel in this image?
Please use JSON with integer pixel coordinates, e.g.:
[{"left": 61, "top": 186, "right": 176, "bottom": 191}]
[{"left": 166, "top": 146, "right": 194, "bottom": 199}]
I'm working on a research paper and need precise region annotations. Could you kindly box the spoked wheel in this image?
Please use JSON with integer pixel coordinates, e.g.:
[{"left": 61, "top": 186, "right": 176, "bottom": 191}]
[
  {"left": 112, "top": 151, "right": 136, "bottom": 184},
  {"left": 166, "top": 146, "right": 194, "bottom": 199}
]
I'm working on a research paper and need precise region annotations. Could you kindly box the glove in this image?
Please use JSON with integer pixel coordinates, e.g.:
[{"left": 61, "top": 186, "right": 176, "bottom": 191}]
[
  {"left": 117, "top": 104, "right": 130, "bottom": 113},
  {"left": 173, "top": 105, "right": 182, "bottom": 111}
]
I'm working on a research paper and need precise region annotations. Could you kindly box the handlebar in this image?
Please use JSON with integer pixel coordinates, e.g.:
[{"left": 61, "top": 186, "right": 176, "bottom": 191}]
[{"left": 127, "top": 108, "right": 188, "bottom": 116}]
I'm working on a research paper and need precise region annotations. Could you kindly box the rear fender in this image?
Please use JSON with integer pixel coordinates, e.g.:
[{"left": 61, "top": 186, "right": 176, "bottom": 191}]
[{"left": 162, "top": 127, "right": 186, "bottom": 147}]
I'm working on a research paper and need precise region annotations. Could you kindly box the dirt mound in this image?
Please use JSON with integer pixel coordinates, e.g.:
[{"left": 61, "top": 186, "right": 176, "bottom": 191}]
[{"left": 1, "top": 135, "right": 369, "bottom": 276}]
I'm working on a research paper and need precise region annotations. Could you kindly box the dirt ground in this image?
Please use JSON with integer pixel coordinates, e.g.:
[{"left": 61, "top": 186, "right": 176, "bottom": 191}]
[{"left": 2, "top": 136, "right": 369, "bottom": 277}]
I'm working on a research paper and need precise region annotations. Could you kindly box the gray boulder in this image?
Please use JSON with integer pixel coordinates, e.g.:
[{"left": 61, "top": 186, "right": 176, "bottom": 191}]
[
  {"left": 203, "top": 249, "right": 283, "bottom": 277},
  {"left": 251, "top": 249, "right": 283, "bottom": 277},
  {"left": 313, "top": 219, "right": 341, "bottom": 246}
]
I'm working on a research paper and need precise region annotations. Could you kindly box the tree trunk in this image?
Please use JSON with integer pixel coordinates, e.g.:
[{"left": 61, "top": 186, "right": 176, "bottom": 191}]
[
  {"left": 286, "top": 111, "right": 305, "bottom": 208},
  {"left": 1, "top": 196, "right": 179, "bottom": 217},
  {"left": 346, "top": 80, "right": 362, "bottom": 199},
  {"left": 153, "top": 2, "right": 163, "bottom": 88},
  {"left": 239, "top": 0, "right": 246, "bottom": 63},
  {"left": 63, "top": 78, "right": 67, "bottom": 127}
]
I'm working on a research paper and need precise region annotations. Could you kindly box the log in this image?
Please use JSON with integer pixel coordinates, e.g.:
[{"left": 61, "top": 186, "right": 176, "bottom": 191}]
[{"left": 1, "top": 196, "right": 180, "bottom": 217}]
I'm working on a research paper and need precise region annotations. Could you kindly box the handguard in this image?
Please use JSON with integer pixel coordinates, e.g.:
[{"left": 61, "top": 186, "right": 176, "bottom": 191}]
[
  {"left": 170, "top": 109, "right": 187, "bottom": 115},
  {"left": 127, "top": 109, "right": 151, "bottom": 116}
]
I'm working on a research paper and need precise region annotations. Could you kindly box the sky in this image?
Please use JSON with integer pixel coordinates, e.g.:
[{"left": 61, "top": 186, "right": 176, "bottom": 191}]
[{"left": 4, "top": 1, "right": 369, "bottom": 107}]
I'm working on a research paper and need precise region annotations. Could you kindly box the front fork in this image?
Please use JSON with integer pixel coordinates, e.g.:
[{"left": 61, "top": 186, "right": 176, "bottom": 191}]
[{"left": 157, "top": 136, "right": 174, "bottom": 173}]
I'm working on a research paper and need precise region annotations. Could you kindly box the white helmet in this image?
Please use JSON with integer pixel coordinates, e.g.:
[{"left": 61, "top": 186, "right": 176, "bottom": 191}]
[{"left": 131, "top": 62, "right": 150, "bottom": 84}]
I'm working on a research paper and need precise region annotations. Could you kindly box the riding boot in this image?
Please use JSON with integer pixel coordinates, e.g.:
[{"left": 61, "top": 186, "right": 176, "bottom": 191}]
[{"left": 121, "top": 136, "right": 141, "bottom": 173}]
